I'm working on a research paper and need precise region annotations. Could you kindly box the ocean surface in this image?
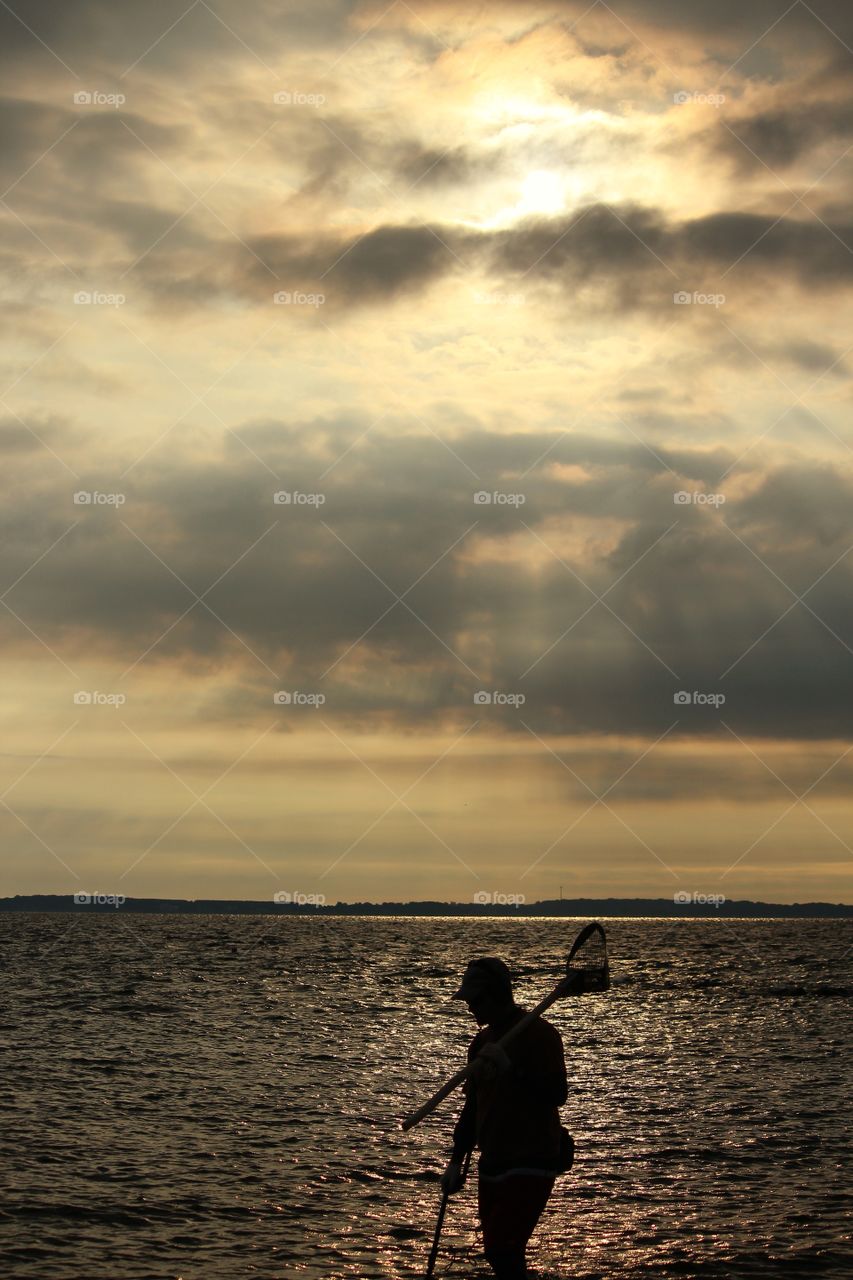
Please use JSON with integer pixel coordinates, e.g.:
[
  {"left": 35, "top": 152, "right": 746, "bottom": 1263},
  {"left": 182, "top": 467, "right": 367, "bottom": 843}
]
[{"left": 2, "top": 914, "right": 851, "bottom": 1280}]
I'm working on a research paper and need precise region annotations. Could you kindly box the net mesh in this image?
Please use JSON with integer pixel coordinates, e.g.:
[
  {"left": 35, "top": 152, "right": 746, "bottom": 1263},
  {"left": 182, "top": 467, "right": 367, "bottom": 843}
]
[{"left": 566, "top": 922, "right": 609, "bottom": 992}]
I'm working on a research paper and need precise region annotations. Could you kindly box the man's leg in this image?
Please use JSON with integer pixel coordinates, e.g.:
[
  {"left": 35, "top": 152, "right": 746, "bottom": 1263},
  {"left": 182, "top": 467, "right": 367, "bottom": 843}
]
[{"left": 478, "top": 1174, "right": 556, "bottom": 1279}]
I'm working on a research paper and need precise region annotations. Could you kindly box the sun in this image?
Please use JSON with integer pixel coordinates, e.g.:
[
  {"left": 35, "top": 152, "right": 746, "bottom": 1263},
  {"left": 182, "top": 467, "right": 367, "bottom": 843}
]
[
  {"left": 449, "top": 95, "right": 612, "bottom": 229},
  {"left": 516, "top": 169, "right": 566, "bottom": 217},
  {"left": 467, "top": 167, "right": 575, "bottom": 229}
]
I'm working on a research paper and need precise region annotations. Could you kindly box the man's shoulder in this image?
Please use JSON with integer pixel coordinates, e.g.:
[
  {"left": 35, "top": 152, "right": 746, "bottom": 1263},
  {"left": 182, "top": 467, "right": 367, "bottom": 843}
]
[
  {"left": 507, "top": 1008, "right": 560, "bottom": 1059},
  {"left": 516, "top": 1010, "right": 565, "bottom": 1049},
  {"left": 469, "top": 1009, "right": 565, "bottom": 1053}
]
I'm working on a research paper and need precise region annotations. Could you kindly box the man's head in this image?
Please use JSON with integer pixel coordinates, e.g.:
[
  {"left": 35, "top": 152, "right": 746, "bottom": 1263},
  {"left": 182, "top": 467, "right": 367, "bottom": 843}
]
[{"left": 452, "top": 956, "right": 514, "bottom": 1025}]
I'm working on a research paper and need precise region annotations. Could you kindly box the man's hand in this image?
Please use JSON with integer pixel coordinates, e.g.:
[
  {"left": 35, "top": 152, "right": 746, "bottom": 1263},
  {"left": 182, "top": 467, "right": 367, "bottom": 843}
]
[
  {"left": 471, "top": 1040, "right": 512, "bottom": 1082},
  {"left": 440, "top": 1158, "right": 466, "bottom": 1195}
]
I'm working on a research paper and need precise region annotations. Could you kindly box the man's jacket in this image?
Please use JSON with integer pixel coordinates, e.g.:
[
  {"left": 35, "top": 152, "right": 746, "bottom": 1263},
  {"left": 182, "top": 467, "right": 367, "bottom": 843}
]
[{"left": 451, "top": 1005, "right": 568, "bottom": 1177}]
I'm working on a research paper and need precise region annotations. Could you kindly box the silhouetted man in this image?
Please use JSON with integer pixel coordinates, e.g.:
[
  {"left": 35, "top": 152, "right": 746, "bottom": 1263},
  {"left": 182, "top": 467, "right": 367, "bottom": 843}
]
[{"left": 440, "top": 956, "right": 569, "bottom": 1279}]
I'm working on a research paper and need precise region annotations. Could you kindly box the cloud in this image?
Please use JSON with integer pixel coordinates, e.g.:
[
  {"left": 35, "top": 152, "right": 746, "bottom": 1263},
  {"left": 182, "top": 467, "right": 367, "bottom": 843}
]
[
  {"left": 411, "top": 0, "right": 853, "bottom": 56},
  {"left": 118, "top": 199, "right": 853, "bottom": 314},
  {"left": 716, "top": 100, "right": 853, "bottom": 171},
  {"left": 768, "top": 340, "right": 849, "bottom": 377},
  {"left": 0, "top": 412, "right": 80, "bottom": 455},
  {"left": 389, "top": 141, "right": 481, "bottom": 189},
  {"left": 0, "top": 0, "right": 350, "bottom": 75},
  {"left": 2, "top": 417, "right": 853, "bottom": 744},
  {"left": 0, "top": 0, "right": 851, "bottom": 901},
  {"left": 167, "top": 221, "right": 460, "bottom": 311},
  {"left": 487, "top": 204, "right": 853, "bottom": 292}
]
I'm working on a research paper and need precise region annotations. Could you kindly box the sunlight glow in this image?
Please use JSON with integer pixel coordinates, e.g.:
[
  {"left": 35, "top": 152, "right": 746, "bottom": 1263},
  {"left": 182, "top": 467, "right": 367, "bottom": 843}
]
[{"left": 518, "top": 169, "right": 565, "bottom": 216}]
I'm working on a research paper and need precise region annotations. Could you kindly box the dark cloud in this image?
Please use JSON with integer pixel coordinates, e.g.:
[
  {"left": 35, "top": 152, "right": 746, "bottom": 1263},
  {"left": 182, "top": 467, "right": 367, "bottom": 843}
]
[
  {"left": 0, "top": 413, "right": 74, "bottom": 455},
  {"left": 771, "top": 340, "right": 849, "bottom": 377},
  {"left": 486, "top": 204, "right": 853, "bottom": 292},
  {"left": 528, "top": 736, "right": 853, "bottom": 805},
  {"left": 677, "top": 208, "right": 853, "bottom": 281},
  {"left": 118, "top": 200, "right": 853, "bottom": 313},
  {"left": 423, "top": 0, "right": 853, "bottom": 55},
  {"left": 734, "top": 463, "right": 853, "bottom": 549},
  {"left": 712, "top": 99, "right": 853, "bottom": 172},
  {"left": 0, "top": 96, "right": 204, "bottom": 275},
  {"left": 3, "top": 419, "right": 853, "bottom": 745},
  {"left": 484, "top": 203, "right": 669, "bottom": 304},
  {"left": 638, "top": 0, "right": 853, "bottom": 48},
  {"left": 215, "top": 222, "right": 459, "bottom": 308},
  {"left": 3, "top": 0, "right": 852, "bottom": 80},
  {"left": 390, "top": 142, "right": 480, "bottom": 189},
  {"left": 0, "top": 0, "right": 358, "bottom": 75}
]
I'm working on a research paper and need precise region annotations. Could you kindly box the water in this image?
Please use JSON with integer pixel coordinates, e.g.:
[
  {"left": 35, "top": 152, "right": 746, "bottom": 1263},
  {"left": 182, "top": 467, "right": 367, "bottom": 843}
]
[{"left": 2, "top": 914, "right": 851, "bottom": 1279}]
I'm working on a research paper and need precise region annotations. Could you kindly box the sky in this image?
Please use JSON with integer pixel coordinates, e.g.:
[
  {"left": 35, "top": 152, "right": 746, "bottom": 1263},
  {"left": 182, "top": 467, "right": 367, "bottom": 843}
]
[{"left": 1, "top": 0, "right": 852, "bottom": 907}]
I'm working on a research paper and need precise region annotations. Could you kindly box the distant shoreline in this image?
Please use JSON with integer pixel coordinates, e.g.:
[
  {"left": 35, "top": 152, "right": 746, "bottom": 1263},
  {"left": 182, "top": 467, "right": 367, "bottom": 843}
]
[{"left": 2, "top": 894, "right": 851, "bottom": 917}]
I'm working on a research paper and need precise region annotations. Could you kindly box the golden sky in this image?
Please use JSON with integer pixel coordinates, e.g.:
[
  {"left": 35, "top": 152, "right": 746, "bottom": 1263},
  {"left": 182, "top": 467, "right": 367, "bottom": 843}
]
[{"left": 2, "top": 0, "right": 853, "bottom": 905}]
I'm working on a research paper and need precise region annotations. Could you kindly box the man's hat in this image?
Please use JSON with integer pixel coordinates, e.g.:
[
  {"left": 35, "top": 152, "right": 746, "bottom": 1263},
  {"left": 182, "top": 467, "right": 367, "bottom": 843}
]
[{"left": 452, "top": 956, "right": 513, "bottom": 1001}]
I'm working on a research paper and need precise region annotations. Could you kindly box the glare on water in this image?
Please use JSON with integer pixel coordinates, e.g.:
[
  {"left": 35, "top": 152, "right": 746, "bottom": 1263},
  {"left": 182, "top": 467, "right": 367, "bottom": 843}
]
[{"left": 2, "top": 914, "right": 851, "bottom": 1279}]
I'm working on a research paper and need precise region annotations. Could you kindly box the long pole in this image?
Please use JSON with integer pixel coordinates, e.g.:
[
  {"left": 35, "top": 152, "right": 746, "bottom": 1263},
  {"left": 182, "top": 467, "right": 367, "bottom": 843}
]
[{"left": 425, "top": 1147, "right": 472, "bottom": 1277}]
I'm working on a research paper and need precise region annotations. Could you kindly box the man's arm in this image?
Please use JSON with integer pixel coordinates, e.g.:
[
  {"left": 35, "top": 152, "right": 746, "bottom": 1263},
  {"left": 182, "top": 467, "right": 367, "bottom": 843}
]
[
  {"left": 439, "top": 1090, "right": 476, "bottom": 1194},
  {"left": 439, "top": 1035, "right": 482, "bottom": 1193},
  {"left": 450, "top": 1088, "right": 476, "bottom": 1161}
]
